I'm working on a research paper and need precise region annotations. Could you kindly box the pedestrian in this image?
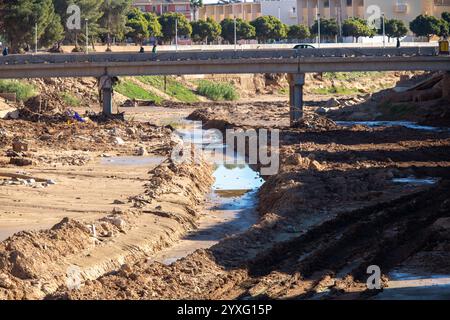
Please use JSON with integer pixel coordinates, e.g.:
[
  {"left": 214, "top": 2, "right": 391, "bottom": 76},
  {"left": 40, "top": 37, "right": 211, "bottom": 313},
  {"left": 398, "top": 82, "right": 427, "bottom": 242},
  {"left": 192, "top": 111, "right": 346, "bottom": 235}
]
[
  {"left": 152, "top": 43, "right": 157, "bottom": 54},
  {"left": 396, "top": 38, "right": 401, "bottom": 48},
  {"left": 2, "top": 46, "right": 8, "bottom": 56},
  {"left": 139, "top": 46, "right": 145, "bottom": 53}
]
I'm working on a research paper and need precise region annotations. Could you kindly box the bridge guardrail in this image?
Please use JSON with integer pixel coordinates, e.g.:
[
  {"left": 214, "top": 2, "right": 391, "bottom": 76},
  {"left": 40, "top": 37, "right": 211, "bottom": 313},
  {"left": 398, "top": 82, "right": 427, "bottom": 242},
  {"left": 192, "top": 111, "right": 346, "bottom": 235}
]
[{"left": 0, "top": 47, "right": 439, "bottom": 66}]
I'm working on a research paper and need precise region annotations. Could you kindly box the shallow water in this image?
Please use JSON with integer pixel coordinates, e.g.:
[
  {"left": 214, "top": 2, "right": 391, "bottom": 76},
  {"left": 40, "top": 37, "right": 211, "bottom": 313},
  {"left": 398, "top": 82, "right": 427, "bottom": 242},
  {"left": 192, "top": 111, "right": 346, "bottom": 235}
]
[
  {"left": 374, "top": 271, "right": 450, "bottom": 300},
  {"left": 336, "top": 121, "right": 450, "bottom": 132},
  {"left": 100, "top": 155, "right": 165, "bottom": 166},
  {"left": 392, "top": 176, "right": 438, "bottom": 185},
  {"left": 153, "top": 121, "right": 264, "bottom": 265}
]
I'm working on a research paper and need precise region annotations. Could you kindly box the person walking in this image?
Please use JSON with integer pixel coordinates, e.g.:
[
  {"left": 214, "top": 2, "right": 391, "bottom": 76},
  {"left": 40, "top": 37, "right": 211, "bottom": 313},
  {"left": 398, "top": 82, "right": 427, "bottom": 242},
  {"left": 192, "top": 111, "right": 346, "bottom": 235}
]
[
  {"left": 396, "top": 38, "right": 401, "bottom": 48},
  {"left": 139, "top": 46, "right": 145, "bottom": 53},
  {"left": 152, "top": 43, "right": 157, "bottom": 54},
  {"left": 2, "top": 46, "right": 8, "bottom": 56}
]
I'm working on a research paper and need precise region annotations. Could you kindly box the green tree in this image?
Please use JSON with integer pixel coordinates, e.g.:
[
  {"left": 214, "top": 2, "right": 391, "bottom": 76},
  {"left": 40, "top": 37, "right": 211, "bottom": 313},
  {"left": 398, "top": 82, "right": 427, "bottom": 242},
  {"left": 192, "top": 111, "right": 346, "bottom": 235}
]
[
  {"left": 410, "top": 14, "right": 441, "bottom": 41},
  {"left": 0, "top": 0, "right": 64, "bottom": 52},
  {"left": 250, "top": 16, "right": 287, "bottom": 43},
  {"left": 442, "top": 12, "right": 450, "bottom": 24},
  {"left": 310, "top": 18, "right": 339, "bottom": 41},
  {"left": 125, "top": 8, "right": 149, "bottom": 45},
  {"left": 158, "top": 12, "right": 192, "bottom": 44},
  {"left": 144, "top": 12, "right": 162, "bottom": 38},
  {"left": 342, "top": 17, "right": 375, "bottom": 42},
  {"left": 191, "top": 18, "right": 221, "bottom": 43},
  {"left": 381, "top": 18, "right": 408, "bottom": 41},
  {"left": 220, "top": 18, "right": 255, "bottom": 44},
  {"left": 437, "top": 19, "right": 449, "bottom": 38},
  {"left": 54, "top": 0, "right": 103, "bottom": 49},
  {"left": 99, "top": 0, "right": 132, "bottom": 49},
  {"left": 287, "top": 24, "right": 311, "bottom": 41},
  {"left": 190, "top": 0, "right": 203, "bottom": 22}
]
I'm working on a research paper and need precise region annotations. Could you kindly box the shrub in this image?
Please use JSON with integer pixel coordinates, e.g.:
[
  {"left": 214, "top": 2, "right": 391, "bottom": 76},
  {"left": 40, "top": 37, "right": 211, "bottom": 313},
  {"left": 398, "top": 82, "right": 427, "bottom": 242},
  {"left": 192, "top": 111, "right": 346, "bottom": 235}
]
[{"left": 197, "top": 81, "right": 239, "bottom": 101}]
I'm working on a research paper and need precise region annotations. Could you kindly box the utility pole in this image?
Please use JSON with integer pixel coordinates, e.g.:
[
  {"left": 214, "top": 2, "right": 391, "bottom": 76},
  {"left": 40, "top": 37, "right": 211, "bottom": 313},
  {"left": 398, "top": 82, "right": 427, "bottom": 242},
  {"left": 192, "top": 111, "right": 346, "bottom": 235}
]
[
  {"left": 175, "top": 18, "right": 178, "bottom": 52},
  {"left": 85, "top": 18, "right": 89, "bottom": 54},
  {"left": 234, "top": 16, "right": 237, "bottom": 51},
  {"left": 382, "top": 13, "right": 386, "bottom": 48},
  {"left": 317, "top": 13, "right": 321, "bottom": 48},
  {"left": 35, "top": 23, "right": 38, "bottom": 54},
  {"left": 278, "top": 6, "right": 281, "bottom": 20}
]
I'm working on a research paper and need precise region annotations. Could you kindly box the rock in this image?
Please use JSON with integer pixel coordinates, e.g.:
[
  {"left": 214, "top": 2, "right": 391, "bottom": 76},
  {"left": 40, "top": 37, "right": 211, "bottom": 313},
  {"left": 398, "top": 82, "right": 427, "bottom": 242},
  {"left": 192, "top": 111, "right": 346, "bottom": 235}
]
[
  {"left": 46, "top": 179, "right": 57, "bottom": 185},
  {"left": 109, "top": 217, "right": 126, "bottom": 229},
  {"left": 309, "top": 160, "right": 324, "bottom": 171},
  {"left": 10, "top": 157, "right": 33, "bottom": 166},
  {"left": 325, "top": 97, "right": 340, "bottom": 108},
  {"left": 12, "top": 140, "right": 29, "bottom": 152},
  {"left": 137, "top": 146, "right": 148, "bottom": 156},
  {"left": 113, "top": 137, "right": 125, "bottom": 145},
  {"left": 0, "top": 273, "right": 14, "bottom": 289},
  {"left": 113, "top": 200, "right": 125, "bottom": 205}
]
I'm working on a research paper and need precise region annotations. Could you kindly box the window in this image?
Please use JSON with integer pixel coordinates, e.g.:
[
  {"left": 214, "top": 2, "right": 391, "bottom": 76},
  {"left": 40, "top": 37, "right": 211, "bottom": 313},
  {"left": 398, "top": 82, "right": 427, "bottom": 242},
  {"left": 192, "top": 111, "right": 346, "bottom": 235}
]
[
  {"left": 324, "top": 0, "right": 330, "bottom": 8},
  {"left": 346, "top": 0, "right": 352, "bottom": 6}
]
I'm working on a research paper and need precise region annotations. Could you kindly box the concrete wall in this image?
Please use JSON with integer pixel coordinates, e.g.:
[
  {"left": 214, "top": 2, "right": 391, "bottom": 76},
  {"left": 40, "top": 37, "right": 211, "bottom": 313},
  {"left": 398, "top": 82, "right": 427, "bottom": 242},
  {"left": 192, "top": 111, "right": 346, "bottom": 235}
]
[{"left": 260, "top": 0, "right": 299, "bottom": 25}]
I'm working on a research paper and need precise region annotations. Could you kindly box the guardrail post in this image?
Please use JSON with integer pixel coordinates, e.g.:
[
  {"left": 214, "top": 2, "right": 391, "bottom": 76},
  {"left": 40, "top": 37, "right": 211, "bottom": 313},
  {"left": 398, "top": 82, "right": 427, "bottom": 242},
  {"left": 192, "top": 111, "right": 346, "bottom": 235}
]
[
  {"left": 99, "top": 75, "right": 113, "bottom": 116},
  {"left": 288, "top": 73, "right": 305, "bottom": 126}
]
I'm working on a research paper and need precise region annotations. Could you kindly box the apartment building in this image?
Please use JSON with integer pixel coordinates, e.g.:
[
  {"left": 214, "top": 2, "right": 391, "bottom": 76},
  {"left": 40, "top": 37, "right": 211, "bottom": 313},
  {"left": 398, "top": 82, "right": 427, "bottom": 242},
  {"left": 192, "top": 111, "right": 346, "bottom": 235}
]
[
  {"left": 198, "top": 2, "right": 262, "bottom": 22},
  {"left": 132, "top": 0, "right": 192, "bottom": 20},
  {"left": 297, "top": 0, "right": 450, "bottom": 26}
]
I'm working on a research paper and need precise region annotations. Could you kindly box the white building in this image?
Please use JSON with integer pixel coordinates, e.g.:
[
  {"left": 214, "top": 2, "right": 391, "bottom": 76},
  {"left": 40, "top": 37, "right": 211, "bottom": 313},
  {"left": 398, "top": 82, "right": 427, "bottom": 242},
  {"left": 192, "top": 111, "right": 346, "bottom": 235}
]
[{"left": 260, "top": 0, "right": 299, "bottom": 25}]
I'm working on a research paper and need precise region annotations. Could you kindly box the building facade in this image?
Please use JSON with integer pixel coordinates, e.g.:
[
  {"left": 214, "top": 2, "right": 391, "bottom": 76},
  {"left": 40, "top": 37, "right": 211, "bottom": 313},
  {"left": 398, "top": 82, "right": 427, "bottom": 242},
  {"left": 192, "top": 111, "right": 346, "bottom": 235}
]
[
  {"left": 132, "top": 0, "right": 192, "bottom": 20},
  {"left": 198, "top": 2, "right": 262, "bottom": 22}
]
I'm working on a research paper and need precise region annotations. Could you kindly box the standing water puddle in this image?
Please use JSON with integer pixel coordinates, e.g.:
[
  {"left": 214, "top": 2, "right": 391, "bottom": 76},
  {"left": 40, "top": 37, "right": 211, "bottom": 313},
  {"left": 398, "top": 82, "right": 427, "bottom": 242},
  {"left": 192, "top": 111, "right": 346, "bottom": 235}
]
[
  {"left": 336, "top": 121, "right": 450, "bottom": 132},
  {"left": 153, "top": 121, "right": 264, "bottom": 265},
  {"left": 374, "top": 271, "right": 450, "bottom": 300}
]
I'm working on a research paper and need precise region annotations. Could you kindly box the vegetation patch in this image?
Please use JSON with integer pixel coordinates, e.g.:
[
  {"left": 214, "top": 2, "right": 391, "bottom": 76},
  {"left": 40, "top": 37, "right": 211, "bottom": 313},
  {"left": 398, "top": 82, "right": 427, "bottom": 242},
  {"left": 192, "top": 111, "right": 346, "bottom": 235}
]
[
  {"left": 137, "top": 76, "right": 199, "bottom": 102},
  {"left": 196, "top": 80, "right": 239, "bottom": 101},
  {"left": 0, "top": 80, "right": 37, "bottom": 101},
  {"left": 323, "top": 72, "right": 387, "bottom": 81},
  {"left": 114, "top": 80, "right": 162, "bottom": 104},
  {"left": 311, "top": 85, "right": 362, "bottom": 95},
  {"left": 59, "top": 92, "right": 81, "bottom": 107}
]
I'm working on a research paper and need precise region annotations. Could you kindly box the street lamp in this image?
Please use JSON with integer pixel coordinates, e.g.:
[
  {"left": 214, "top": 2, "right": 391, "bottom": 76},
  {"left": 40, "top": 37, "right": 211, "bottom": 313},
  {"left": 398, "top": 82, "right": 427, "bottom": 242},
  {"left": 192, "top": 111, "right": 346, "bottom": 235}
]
[
  {"left": 317, "top": 13, "right": 321, "bottom": 48},
  {"left": 85, "top": 18, "right": 89, "bottom": 54},
  {"left": 35, "top": 23, "right": 38, "bottom": 54},
  {"left": 234, "top": 16, "right": 237, "bottom": 51},
  {"left": 175, "top": 18, "right": 178, "bottom": 51},
  {"left": 382, "top": 13, "right": 386, "bottom": 48},
  {"left": 278, "top": 7, "right": 281, "bottom": 20}
]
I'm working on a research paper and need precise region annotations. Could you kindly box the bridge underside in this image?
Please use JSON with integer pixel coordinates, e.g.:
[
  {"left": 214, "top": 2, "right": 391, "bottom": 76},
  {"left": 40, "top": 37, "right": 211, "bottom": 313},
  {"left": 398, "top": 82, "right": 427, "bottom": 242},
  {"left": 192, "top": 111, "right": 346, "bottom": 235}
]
[{"left": 1, "top": 48, "right": 449, "bottom": 126}]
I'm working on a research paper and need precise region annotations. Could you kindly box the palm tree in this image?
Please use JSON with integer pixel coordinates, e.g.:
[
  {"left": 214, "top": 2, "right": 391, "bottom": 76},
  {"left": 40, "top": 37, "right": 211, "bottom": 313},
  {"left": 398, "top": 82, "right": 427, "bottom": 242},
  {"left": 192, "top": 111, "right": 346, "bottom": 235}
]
[{"left": 190, "top": 0, "right": 203, "bottom": 21}]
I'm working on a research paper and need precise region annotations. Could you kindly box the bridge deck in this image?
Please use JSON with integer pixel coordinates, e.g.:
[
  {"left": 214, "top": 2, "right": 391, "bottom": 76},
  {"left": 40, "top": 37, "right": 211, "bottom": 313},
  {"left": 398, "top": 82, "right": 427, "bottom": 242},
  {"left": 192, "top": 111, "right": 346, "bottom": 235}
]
[{"left": 0, "top": 47, "right": 449, "bottom": 78}]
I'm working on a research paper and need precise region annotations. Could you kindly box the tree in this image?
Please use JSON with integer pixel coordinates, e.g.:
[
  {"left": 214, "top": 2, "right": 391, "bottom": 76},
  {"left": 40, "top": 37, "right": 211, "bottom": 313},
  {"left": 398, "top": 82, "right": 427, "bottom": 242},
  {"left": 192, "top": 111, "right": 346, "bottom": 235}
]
[
  {"left": 158, "top": 12, "right": 192, "bottom": 44},
  {"left": 342, "top": 17, "right": 375, "bottom": 42},
  {"left": 442, "top": 12, "right": 450, "bottom": 24},
  {"left": 310, "top": 18, "right": 339, "bottom": 41},
  {"left": 0, "top": 0, "right": 64, "bottom": 52},
  {"left": 144, "top": 12, "right": 162, "bottom": 38},
  {"left": 250, "top": 16, "right": 287, "bottom": 43},
  {"left": 190, "top": 0, "right": 203, "bottom": 22},
  {"left": 287, "top": 24, "right": 311, "bottom": 41},
  {"left": 220, "top": 18, "right": 255, "bottom": 44},
  {"left": 99, "top": 0, "right": 132, "bottom": 49},
  {"left": 54, "top": 0, "right": 103, "bottom": 49},
  {"left": 410, "top": 14, "right": 441, "bottom": 41},
  {"left": 191, "top": 18, "right": 221, "bottom": 43},
  {"left": 125, "top": 8, "right": 149, "bottom": 45},
  {"left": 437, "top": 19, "right": 449, "bottom": 38},
  {"left": 381, "top": 18, "right": 408, "bottom": 41}
]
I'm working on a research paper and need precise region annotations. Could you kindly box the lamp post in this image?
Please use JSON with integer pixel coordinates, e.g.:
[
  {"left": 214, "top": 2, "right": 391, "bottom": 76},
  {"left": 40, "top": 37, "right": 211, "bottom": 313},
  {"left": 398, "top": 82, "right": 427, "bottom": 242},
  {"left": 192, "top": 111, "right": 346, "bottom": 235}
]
[
  {"left": 317, "top": 13, "right": 321, "bottom": 48},
  {"left": 175, "top": 18, "right": 178, "bottom": 51},
  {"left": 382, "top": 13, "right": 386, "bottom": 48},
  {"left": 85, "top": 18, "right": 89, "bottom": 54},
  {"left": 234, "top": 16, "right": 237, "bottom": 51},
  {"left": 35, "top": 23, "right": 38, "bottom": 54}
]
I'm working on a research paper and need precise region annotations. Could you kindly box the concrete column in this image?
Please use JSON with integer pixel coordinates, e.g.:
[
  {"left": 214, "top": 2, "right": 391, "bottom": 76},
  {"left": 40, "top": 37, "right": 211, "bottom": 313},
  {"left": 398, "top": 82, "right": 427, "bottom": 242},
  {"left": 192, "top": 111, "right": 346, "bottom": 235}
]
[
  {"left": 99, "top": 75, "right": 114, "bottom": 116},
  {"left": 288, "top": 73, "right": 305, "bottom": 126}
]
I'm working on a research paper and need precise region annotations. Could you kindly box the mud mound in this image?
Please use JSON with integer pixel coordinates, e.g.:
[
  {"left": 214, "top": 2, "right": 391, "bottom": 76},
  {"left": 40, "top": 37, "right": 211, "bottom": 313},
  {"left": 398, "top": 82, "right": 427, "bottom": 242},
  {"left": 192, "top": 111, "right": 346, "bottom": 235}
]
[
  {"left": 293, "top": 113, "right": 339, "bottom": 131},
  {"left": 20, "top": 93, "right": 70, "bottom": 122}
]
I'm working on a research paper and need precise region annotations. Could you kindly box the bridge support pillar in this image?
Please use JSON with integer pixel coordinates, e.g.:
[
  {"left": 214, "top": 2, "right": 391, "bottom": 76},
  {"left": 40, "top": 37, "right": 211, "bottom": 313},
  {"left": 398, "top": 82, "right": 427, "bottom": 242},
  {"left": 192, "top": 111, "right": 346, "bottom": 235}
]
[
  {"left": 288, "top": 73, "right": 305, "bottom": 126},
  {"left": 99, "top": 75, "right": 114, "bottom": 116}
]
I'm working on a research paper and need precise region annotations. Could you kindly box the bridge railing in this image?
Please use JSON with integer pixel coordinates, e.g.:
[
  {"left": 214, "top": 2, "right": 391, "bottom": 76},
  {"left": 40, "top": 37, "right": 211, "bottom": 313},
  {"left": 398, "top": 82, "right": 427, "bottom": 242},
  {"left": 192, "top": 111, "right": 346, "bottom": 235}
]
[{"left": 0, "top": 47, "right": 439, "bottom": 66}]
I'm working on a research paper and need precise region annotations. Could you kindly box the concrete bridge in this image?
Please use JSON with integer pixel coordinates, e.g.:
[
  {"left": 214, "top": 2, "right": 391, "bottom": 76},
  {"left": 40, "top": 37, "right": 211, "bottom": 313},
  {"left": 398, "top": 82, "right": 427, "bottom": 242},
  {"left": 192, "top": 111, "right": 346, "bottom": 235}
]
[{"left": 1, "top": 47, "right": 449, "bottom": 125}]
